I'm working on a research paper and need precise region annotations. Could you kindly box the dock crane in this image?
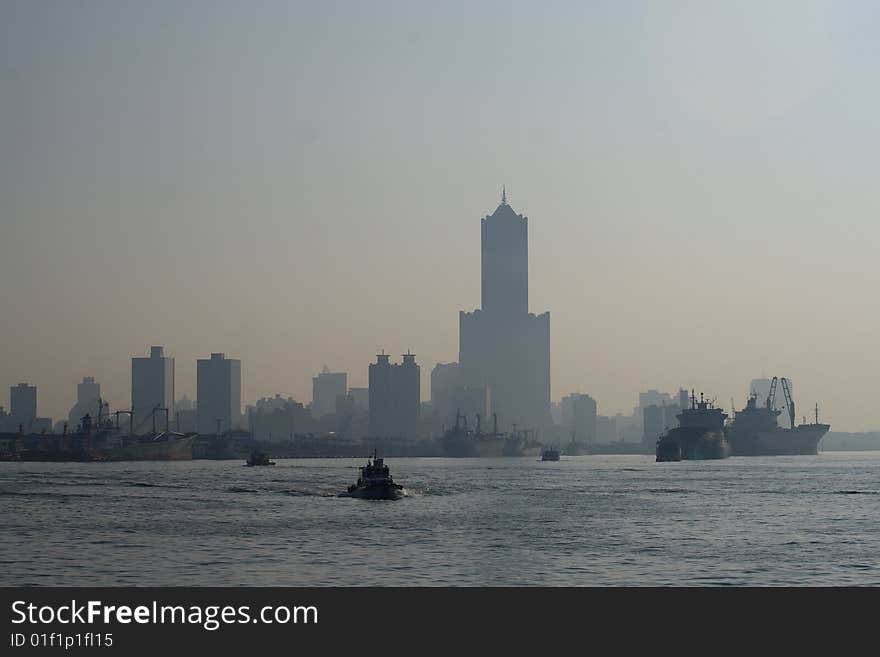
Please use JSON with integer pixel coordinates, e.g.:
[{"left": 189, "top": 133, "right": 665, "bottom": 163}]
[
  {"left": 780, "top": 377, "right": 796, "bottom": 429},
  {"left": 765, "top": 376, "right": 779, "bottom": 411}
]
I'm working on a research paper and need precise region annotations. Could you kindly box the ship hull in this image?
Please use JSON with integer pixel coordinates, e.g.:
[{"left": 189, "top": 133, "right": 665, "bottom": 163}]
[
  {"left": 339, "top": 484, "right": 406, "bottom": 500},
  {"left": 657, "top": 427, "right": 729, "bottom": 460},
  {"left": 440, "top": 434, "right": 524, "bottom": 458},
  {"left": 101, "top": 435, "right": 196, "bottom": 461},
  {"left": 727, "top": 424, "right": 829, "bottom": 456}
]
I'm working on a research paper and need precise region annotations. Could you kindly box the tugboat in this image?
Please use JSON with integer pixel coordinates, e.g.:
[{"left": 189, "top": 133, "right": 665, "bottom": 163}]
[
  {"left": 541, "top": 446, "right": 560, "bottom": 461},
  {"left": 245, "top": 449, "right": 275, "bottom": 466},
  {"left": 340, "top": 450, "right": 406, "bottom": 500}
]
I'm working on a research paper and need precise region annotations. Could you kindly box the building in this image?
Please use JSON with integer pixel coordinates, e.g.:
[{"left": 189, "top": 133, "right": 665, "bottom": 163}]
[
  {"left": 642, "top": 404, "right": 664, "bottom": 446},
  {"left": 348, "top": 387, "right": 369, "bottom": 412},
  {"left": 197, "top": 353, "right": 241, "bottom": 435},
  {"left": 311, "top": 367, "right": 347, "bottom": 418},
  {"left": 247, "top": 396, "right": 312, "bottom": 441},
  {"left": 368, "top": 353, "right": 420, "bottom": 439},
  {"left": 67, "top": 377, "right": 103, "bottom": 430},
  {"left": 131, "top": 346, "right": 175, "bottom": 434},
  {"left": 560, "top": 393, "right": 598, "bottom": 445},
  {"left": 458, "top": 190, "right": 551, "bottom": 432},
  {"left": 429, "top": 362, "right": 489, "bottom": 428},
  {"left": 10, "top": 383, "right": 37, "bottom": 427},
  {"left": 595, "top": 415, "right": 618, "bottom": 444}
]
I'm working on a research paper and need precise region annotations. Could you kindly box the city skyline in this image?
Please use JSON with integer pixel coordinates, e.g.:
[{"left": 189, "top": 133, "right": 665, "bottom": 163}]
[{"left": 2, "top": 2, "right": 880, "bottom": 431}]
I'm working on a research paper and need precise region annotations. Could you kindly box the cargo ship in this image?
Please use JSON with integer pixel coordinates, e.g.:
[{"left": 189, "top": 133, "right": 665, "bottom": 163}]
[
  {"left": 656, "top": 391, "right": 729, "bottom": 461},
  {"left": 440, "top": 413, "right": 505, "bottom": 457},
  {"left": 502, "top": 427, "right": 543, "bottom": 457},
  {"left": 101, "top": 432, "right": 196, "bottom": 461},
  {"left": 440, "top": 413, "right": 542, "bottom": 457},
  {"left": 10, "top": 411, "right": 195, "bottom": 462},
  {"left": 726, "top": 377, "right": 829, "bottom": 456}
]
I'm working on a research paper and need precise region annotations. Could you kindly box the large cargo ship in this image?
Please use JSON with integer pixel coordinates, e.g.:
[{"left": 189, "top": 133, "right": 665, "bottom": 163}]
[
  {"left": 726, "top": 377, "right": 829, "bottom": 456},
  {"left": 440, "top": 413, "right": 541, "bottom": 457},
  {"left": 440, "top": 413, "right": 504, "bottom": 457},
  {"left": 10, "top": 411, "right": 195, "bottom": 462},
  {"left": 656, "top": 391, "right": 729, "bottom": 461},
  {"left": 101, "top": 432, "right": 196, "bottom": 461}
]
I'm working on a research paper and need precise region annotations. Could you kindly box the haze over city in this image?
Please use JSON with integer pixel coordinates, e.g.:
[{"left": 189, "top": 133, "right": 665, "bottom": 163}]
[{"left": 2, "top": 1, "right": 879, "bottom": 430}]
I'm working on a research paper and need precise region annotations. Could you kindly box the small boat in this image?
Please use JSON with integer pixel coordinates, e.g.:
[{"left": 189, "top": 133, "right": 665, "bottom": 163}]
[
  {"left": 340, "top": 450, "right": 406, "bottom": 500},
  {"left": 245, "top": 449, "right": 275, "bottom": 466},
  {"left": 541, "top": 447, "right": 560, "bottom": 462}
]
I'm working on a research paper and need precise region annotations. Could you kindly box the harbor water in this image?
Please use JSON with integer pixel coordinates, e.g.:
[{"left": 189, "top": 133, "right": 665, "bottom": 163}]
[{"left": 2, "top": 453, "right": 879, "bottom": 586}]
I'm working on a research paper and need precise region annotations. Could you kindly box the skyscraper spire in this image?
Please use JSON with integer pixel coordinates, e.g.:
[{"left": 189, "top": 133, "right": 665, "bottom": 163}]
[{"left": 501, "top": 185, "right": 507, "bottom": 205}]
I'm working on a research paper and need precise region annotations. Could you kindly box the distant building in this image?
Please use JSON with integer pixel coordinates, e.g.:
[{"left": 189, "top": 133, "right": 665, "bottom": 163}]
[
  {"left": 348, "top": 387, "right": 369, "bottom": 412},
  {"left": 68, "top": 377, "right": 103, "bottom": 430},
  {"left": 459, "top": 192, "right": 551, "bottom": 432},
  {"left": 639, "top": 389, "right": 673, "bottom": 409},
  {"left": 132, "top": 346, "right": 175, "bottom": 433},
  {"left": 429, "top": 362, "right": 489, "bottom": 428},
  {"left": 10, "top": 383, "right": 37, "bottom": 427},
  {"left": 642, "top": 404, "right": 664, "bottom": 446},
  {"left": 560, "top": 393, "right": 597, "bottom": 445},
  {"left": 550, "top": 401, "right": 562, "bottom": 426},
  {"left": 248, "top": 397, "right": 312, "bottom": 441},
  {"left": 663, "top": 404, "right": 681, "bottom": 432},
  {"left": 312, "top": 367, "right": 347, "bottom": 418},
  {"left": 368, "top": 353, "right": 420, "bottom": 439},
  {"left": 197, "top": 353, "right": 241, "bottom": 435},
  {"left": 176, "top": 395, "right": 195, "bottom": 411},
  {"left": 595, "top": 415, "right": 618, "bottom": 444}
]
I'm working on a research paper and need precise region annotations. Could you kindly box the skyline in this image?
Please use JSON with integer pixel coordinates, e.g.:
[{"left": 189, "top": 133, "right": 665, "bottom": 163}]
[{"left": 3, "top": 1, "right": 880, "bottom": 430}]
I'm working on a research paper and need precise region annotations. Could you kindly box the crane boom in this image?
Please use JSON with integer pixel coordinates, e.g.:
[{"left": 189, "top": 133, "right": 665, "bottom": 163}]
[
  {"left": 780, "top": 377, "right": 796, "bottom": 429},
  {"left": 766, "top": 376, "right": 778, "bottom": 411}
]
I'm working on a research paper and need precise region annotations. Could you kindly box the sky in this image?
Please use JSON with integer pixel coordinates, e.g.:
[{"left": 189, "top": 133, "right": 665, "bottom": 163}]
[{"left": 1, "top": 1, "right": 879, "bottom": 430}]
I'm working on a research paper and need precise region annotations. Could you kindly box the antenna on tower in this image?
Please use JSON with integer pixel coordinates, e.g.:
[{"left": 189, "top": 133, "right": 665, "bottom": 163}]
[{"left": 501, "top": 185, "right": 507, "bottom": 205}]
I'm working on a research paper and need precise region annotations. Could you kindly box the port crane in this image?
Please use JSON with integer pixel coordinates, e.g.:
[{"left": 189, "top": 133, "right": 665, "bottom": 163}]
[
  {"left": 780, "top": 377, "right": 796, "bottom": 430},
  {"left": 765, "top": 376, "right": 779, "bottom": 411},
  {"left": 765, "top": 376, "right": 797, "bottom": 429}
]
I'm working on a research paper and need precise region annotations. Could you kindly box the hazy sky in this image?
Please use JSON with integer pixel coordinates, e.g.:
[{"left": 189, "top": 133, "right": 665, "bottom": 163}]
[{"left": 2, "top": 1, "right": 879, "bottom": 430}]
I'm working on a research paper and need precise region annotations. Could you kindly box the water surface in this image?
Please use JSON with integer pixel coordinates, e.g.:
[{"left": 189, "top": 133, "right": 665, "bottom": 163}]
[{"left": 2, "top": 453, "right": 879, "bottom": 585}]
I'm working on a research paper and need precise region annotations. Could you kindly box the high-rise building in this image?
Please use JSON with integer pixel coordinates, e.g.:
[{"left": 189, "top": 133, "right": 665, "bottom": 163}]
[
  {"left": 368, "top": 353, "right": 420, "bottom": 438},
  {"left": 642, "top": 404, "right": 664, "bottom": 446},
  {"left": 595, "top": 415, "right": 618, "bottom": 444},
  {"left": 459, "top": 190, "right": 551, "bottom": 432},
  {"left": 68, "top": 377, "right": 102, "bottom": 429},
  {"left": 197, "top": 353, "right": 241, "bottom": 435},
  {"left": 10, "top": 383, "right": 37, "bottom": 427},
  {"left": 348, "top": 387, "right": 369, "bottom": 412},
  {"left": 131, "top": 346, "right": 174, "bottom": 432},
  {"left": 560, "top": 393, "right": 597, "bottom": 445},
  {"left": 311, "top": 366, "right": 347, "bottom": 418}
]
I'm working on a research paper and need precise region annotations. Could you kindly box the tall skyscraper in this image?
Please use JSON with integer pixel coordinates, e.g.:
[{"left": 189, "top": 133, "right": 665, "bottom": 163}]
[
  {"left": 459, "top": 190, "right": 551, "bottom": 431},
  {"left": 368, "top": 353, "right": 420, "bottom": 438},
  {"left": 10, "top": 383, "right": 37, "bottom": 427},
  {"left": 311, "top": 366, "right": 347, "bottom": 418},
  {"left": 197, "top": 353, "right": 242, "bottom": 435},
  {"left": 131, "top": 346, "right": 175, "bottom": 432}
]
